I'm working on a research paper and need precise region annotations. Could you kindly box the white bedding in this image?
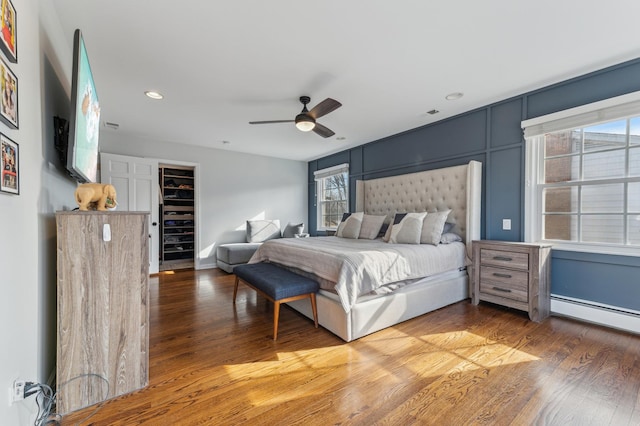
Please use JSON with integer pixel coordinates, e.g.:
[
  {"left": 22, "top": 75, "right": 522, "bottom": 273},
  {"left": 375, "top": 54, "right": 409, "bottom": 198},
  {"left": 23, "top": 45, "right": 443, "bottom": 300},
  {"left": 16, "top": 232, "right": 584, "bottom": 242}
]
[{"left": 249, "top": 236, "right": 467, "bottom": 313}]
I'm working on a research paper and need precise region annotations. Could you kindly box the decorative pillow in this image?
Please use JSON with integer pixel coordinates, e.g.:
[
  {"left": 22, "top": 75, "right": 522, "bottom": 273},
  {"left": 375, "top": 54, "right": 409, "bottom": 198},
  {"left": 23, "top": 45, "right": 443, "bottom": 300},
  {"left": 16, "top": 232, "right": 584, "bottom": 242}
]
[
  {"left": 336, "top": 212, "right": 364, "bottom": 239},
  {"left": 382, "top": 213, "right": 406, "bottom": 243},
  {"left": 420, "top": 210, "right": 451, "bottom": 245},
  {"left": 358, "top": 214, "right": 386, "bottom": 239},
  {"left": 246, "top": 219, "right": 281, "bottom": 243},
  {"left": 378, "top": 222, "right": 390, "bottom": 239},
  {"left": 440, "top": 232, "right": 462, "bottom": 244},
  {"left": 282, "top": 222, "right": 304, "bottom": 238},
  {"left": 389, "top": 212, "right": 427, "bottom": 244}
]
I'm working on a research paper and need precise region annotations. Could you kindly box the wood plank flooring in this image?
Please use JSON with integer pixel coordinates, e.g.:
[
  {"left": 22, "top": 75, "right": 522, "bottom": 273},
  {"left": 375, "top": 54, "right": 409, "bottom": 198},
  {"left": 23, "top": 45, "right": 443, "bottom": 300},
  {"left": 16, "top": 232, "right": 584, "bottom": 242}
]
[{"left": 61, "top": 268, "right": 640, "bottom": 425}]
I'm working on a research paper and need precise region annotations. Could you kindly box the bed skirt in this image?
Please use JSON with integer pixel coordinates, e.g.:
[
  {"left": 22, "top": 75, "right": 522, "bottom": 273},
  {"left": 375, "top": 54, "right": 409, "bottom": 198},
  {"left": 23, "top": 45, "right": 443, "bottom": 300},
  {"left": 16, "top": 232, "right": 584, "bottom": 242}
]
[{"left": 286, "top": 268, "right": 469, "bottom": 342}]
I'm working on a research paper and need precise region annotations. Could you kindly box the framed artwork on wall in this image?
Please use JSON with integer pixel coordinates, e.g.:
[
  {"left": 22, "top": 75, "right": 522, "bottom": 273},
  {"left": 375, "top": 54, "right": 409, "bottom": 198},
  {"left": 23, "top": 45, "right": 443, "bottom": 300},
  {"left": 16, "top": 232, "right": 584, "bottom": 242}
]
[
  {"left": 0, "top": 0, "right": 16, "bottom": 63},
  {"left": 0, "top": 56, "right": 17, "bottom": 128},
  {"left": 1, "top": 132, "right": 18, "bottom": 194}
]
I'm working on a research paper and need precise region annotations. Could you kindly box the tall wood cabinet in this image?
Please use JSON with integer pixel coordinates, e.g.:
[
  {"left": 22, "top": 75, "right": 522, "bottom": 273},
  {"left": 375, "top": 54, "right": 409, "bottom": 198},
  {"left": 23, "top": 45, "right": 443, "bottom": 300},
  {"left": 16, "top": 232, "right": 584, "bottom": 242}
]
[
  {"left": 56, "top": 211, "right": 149, "bottom": 414},
  {"left": 159, "top": 165, "right": 196, "bottom": 270}
]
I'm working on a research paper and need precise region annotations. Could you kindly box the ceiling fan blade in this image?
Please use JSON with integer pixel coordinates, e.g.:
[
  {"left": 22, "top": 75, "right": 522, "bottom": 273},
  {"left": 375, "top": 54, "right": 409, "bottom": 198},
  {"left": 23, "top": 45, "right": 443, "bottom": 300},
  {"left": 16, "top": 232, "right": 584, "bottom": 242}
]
[
  {"left": 308, "top": 98, "right": 342, "bottom": 119},
  {"left": 312, "top": 122, "right": 335, "bottom": 138},
  {"left": 249, "top": 120, "right": 294, "bottom": 125}
]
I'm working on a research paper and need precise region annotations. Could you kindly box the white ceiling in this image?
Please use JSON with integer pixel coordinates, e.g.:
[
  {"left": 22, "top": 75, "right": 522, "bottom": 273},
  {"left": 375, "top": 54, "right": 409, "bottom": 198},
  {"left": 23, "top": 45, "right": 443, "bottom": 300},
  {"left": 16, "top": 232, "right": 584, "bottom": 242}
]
[{"left": 50, "top": 0, "right": 640, "bottom": 162}]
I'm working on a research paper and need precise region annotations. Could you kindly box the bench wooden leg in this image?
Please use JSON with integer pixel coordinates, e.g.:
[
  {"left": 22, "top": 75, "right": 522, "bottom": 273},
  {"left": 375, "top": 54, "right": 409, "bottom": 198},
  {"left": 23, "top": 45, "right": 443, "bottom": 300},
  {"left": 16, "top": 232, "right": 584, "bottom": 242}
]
[
  {"left": 233, "top": 276, "right": 239, "bottom": 304},
  {"left": 273, "top": 301, "right": 281, "bottom": 341},
  {"left": 310, "top": 293, "right": 318, "bottom": 328}
]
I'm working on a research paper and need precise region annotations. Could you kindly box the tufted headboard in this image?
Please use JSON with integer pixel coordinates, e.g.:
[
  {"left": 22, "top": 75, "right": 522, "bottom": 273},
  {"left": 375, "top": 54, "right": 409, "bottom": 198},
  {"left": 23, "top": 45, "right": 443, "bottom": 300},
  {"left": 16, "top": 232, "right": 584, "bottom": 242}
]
[{"left": 355, "top": 161, "right": 482, "bottom": 259}]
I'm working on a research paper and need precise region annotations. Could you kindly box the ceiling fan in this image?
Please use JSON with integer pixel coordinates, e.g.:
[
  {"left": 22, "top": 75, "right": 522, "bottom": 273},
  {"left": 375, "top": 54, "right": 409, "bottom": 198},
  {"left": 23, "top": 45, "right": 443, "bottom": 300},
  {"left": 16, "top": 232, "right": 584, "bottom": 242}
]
[{"left": 250, "top": 96, "right": 342, "bottom": 138}]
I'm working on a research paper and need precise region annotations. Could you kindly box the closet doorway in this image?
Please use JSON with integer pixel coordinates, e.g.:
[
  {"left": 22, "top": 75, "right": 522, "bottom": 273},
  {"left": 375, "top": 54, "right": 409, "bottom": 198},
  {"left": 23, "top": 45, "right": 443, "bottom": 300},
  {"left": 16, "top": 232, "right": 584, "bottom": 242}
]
[
  {"left": 100, "top": 153, "right": 199, "bottom": 274},
  {"left": 158, "top": 164, "right": 196, "bottom": 271}
]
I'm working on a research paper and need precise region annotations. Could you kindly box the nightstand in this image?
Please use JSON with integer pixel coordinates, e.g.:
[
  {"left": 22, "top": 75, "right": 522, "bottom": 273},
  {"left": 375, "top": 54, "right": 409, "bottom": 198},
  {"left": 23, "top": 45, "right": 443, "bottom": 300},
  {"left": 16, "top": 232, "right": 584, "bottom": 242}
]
[{"left": 471, "top": 240, "right": 552, "bottom": 322}]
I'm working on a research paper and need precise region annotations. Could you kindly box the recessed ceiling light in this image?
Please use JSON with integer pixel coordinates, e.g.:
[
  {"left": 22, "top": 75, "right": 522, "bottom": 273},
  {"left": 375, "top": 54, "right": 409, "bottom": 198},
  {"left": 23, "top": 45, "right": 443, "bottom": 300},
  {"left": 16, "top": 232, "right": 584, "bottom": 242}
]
[
  {"left": 445, "top": 92, "right": 464, "bottom": 101},
  {"left": 145, "top": 91, "right": 164, "bottom": 100}
]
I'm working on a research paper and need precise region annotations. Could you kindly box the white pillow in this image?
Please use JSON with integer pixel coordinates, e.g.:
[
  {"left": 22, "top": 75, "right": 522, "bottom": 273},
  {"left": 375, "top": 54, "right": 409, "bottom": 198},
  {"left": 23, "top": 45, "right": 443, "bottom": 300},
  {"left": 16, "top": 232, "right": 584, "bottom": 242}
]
[
  {"left": 420, "top": 210, "right": 451, "bottom": 245},
  {"left": 246, "top": 219, "right": 281, "bottom": 243},
  {"left": 358, "top": 214, "right": 386, "bottom": 239},
  {"left": 336, "top": 212, "right": 364, "bottom": 239},
  {"left": 389, "top": 212, "right": 427, "bottom": 244}
]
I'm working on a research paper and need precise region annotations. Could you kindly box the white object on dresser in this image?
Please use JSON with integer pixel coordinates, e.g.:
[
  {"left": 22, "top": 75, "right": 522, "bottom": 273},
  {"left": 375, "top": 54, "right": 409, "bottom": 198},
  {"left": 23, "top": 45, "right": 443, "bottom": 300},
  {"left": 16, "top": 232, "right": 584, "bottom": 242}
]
[{"left": 472, "top": 240, "right": 552, "bottom": 322}]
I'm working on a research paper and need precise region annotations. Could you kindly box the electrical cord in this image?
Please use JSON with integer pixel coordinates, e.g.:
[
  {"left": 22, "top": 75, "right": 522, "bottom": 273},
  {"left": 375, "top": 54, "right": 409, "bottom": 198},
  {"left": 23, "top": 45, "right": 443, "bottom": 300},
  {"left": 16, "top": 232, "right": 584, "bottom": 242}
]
[
  {"left": 55, "top": 373, "right": 109, "bottom": 426},
  {"left": 23, "top": 374, "right": 109, "bottom": 426},
  {"left": 21, "top": 382, "right": 55, "bottom": 426}
]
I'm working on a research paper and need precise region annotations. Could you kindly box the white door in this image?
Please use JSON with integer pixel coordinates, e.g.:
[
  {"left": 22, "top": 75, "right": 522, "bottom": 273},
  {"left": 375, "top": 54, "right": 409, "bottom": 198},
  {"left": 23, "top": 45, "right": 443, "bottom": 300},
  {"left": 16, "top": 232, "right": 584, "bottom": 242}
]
[{"left": 100, "top": 153, "right": 159, "bottom": 274}]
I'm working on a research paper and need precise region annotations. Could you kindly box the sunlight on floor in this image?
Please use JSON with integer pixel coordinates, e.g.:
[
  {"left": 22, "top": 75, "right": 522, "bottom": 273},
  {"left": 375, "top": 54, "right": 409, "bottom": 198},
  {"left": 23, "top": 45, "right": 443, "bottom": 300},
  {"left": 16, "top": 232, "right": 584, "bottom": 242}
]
[{"left": 222, "top": 329, "right": 540, "bottom": 407}]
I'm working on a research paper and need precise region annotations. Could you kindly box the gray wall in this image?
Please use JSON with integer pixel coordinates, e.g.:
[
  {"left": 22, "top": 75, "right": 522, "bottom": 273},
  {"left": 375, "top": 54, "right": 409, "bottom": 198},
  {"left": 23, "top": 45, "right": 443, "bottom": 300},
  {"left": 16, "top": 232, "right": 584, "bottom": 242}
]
[{"left": 308, "top": 57, "right": 640, "bottom": 312}]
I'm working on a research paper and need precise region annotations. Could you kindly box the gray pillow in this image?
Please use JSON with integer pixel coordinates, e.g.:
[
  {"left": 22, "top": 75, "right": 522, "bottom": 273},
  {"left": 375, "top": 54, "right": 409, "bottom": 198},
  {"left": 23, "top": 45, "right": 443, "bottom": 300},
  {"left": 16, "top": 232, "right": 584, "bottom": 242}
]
[
  {"left": 246, "top": 219, "right": 281, "bottom": 243},
  {"left": 282, "top": 222, "right": 304, "bottom": 238},
  {"left": 440, "top": 232, "right": 462, "bottom": 244},
  {"left": 358, "top": 214, "right": 386, "bottom": 239},
  {"left": 420, "top": 210, "right": 451, "bottom": 245},
  {"left": 336, "top": 212, "right": 363, "bottom": 239},
  {"left": 389, "top": 212, "right": 427, "bottom": 244}
]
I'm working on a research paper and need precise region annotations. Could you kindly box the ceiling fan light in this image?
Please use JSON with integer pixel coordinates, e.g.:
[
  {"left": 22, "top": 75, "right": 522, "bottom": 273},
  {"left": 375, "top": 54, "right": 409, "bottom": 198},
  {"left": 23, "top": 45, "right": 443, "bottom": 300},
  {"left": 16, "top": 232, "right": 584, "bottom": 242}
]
[{"left": 295, "top": 114, "right": 316, "bottom": 132}]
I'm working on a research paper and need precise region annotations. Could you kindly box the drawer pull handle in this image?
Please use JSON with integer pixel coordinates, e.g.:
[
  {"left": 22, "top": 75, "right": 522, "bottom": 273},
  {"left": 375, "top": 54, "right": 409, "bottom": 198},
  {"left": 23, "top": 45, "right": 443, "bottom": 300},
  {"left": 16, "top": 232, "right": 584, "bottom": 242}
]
[
  {"left": 493, "top": 273, "right": 512, "bottom": 279},
  {"left": 492, "top": 286, "right": 512, "bottom": 293},
  {"left": 493, "top": 256, "right": 512, "bottom": 261}
]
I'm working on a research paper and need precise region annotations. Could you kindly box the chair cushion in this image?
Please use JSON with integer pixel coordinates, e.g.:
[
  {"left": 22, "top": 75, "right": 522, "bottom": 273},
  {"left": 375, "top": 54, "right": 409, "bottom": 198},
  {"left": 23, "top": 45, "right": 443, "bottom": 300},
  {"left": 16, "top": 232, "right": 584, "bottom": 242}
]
[
  {"left": 234, "top": 263, "right": 319, "bottom": 300},
  {"left": 217, "top": 243, "right": 262, "bottom": 264}
]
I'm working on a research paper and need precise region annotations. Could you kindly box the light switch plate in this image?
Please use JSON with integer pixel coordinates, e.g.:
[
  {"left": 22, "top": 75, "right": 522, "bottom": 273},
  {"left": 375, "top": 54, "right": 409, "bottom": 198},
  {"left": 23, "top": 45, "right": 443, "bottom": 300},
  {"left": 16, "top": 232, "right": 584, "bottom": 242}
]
[
  {"left": 502, "top": 219, "right": 512, "bottom": 231},
  {"left": 103, "top": 224, "right": 111, "bottom": 241}
]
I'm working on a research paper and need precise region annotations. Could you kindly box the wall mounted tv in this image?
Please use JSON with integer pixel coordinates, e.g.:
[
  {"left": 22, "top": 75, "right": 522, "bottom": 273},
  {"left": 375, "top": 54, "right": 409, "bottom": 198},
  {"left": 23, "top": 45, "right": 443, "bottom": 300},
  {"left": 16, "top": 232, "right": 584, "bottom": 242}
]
[{"left": 61, "top": 29, "right": 101, "bottom": 183}]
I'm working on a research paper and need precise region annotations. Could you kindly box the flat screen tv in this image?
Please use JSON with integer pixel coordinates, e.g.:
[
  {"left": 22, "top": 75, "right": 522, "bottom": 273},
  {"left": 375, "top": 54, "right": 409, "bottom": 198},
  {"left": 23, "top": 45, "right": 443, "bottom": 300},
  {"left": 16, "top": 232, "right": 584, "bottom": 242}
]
[{"left": 66, "top": 29, "right": 100, "bottom": 183}]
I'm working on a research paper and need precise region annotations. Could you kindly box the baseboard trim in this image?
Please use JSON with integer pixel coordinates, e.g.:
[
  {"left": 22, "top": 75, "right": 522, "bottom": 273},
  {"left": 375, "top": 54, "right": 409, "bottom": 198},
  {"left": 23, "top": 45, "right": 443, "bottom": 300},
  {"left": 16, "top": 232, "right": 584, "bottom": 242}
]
[{"left": 551, "top": 295, "right": 640, "bottom": 334}]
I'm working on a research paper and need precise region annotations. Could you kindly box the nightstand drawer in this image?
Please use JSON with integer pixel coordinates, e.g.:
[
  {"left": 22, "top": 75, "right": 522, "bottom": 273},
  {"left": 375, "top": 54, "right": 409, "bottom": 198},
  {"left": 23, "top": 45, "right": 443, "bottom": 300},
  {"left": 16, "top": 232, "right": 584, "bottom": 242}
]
[
  {"left": 480, "top": 248, "right": 529, "bottom": 270},
  {"left": 479, "top": 266, "right": 528, "bottom": 302}
]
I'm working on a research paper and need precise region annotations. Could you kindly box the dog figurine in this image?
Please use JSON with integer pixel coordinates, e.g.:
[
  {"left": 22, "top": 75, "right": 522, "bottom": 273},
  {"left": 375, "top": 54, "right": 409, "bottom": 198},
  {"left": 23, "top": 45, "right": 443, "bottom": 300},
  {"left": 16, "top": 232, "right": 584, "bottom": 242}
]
[{"left": 75, "top": 183, "right": 118, "bottom": 211}]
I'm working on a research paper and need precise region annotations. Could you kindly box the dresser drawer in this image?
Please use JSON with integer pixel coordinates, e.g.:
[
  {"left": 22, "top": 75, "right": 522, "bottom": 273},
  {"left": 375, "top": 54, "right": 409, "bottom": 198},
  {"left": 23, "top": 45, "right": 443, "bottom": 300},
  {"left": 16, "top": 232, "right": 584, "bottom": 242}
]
[
  {"left": 479, "top": 266, "right": 528, "bottom": 302},
  {"left": 480, "top": 248, "right": 529, "bottom": 271}
]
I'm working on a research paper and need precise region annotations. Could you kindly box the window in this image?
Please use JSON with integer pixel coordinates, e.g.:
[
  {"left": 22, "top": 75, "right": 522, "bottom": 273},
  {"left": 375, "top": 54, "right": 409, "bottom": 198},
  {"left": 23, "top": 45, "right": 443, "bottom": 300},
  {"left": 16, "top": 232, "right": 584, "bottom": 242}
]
[
  {"left": 523, "top": 92, "right": 640, "bottom": 256},
  {"left": 314, "top": 163, "right": 349, "bottom": 230}
]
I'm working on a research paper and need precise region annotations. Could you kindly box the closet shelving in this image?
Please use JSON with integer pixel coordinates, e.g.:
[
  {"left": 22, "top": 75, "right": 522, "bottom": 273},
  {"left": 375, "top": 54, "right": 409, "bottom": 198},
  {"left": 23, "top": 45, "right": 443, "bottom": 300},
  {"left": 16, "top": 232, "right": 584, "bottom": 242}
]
[{"left": 160, "top": 165, "right": 195, "bottom": 270}]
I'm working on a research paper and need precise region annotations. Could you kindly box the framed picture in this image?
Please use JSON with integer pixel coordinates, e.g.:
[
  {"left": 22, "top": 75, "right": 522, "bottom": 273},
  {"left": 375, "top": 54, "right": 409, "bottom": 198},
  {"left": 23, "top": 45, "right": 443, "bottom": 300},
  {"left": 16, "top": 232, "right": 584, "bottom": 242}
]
[
  {"left": 0, "top": 56, "right": 17, "bottom": 128},
  {"left": 0, "top": 0, "right": 16, "bottom": 63},
  {"left": 1, "top": 133, "right": 18, "bottom": 194}
]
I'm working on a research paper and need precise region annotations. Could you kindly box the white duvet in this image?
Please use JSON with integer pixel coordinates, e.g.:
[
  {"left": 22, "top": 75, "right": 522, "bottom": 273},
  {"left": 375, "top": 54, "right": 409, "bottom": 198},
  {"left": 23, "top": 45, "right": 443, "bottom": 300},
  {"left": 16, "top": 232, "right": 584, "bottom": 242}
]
[{"left": 249, "top": 236, "right": 466, "bottom": 313}]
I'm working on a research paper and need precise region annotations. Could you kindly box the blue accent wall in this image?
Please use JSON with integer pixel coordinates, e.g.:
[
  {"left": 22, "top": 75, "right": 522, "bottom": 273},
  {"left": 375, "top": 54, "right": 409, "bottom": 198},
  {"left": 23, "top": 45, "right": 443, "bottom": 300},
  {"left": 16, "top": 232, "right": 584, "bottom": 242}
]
[{"left": 308, "top": 57, "right": 640, "bottom": 311}]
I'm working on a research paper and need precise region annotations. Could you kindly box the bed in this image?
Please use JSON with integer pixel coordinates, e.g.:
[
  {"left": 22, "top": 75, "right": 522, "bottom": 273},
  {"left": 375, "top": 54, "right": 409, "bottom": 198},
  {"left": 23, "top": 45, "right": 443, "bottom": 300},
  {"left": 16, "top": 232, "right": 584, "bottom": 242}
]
[{"left": 250, "top": 160, "right": 482, "bottom": 341}]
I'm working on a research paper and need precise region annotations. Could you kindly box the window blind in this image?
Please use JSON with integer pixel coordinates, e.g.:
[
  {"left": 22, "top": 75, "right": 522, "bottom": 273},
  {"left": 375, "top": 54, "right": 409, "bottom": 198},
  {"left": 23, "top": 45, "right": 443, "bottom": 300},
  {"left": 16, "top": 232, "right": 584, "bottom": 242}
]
[
  {"left": 522, "top": 90, "right": 640, "bottom": 138},
  {"left": 313, "top": 163, "right": 349, "bottom": 181}
]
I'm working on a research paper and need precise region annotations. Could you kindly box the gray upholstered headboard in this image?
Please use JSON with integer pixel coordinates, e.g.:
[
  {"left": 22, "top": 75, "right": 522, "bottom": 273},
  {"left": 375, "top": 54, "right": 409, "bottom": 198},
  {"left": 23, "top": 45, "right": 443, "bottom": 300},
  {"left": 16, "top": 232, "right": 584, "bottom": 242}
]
[{"left": 355, "top": 161, "right": 482, "bottom": 259}]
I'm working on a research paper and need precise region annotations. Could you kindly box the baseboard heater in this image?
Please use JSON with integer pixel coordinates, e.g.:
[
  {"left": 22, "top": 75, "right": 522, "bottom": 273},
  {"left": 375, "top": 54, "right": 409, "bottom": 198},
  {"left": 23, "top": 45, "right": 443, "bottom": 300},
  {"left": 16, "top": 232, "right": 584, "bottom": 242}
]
[{"left": 551, "top": 294, "right": 640, "bottom": 335}]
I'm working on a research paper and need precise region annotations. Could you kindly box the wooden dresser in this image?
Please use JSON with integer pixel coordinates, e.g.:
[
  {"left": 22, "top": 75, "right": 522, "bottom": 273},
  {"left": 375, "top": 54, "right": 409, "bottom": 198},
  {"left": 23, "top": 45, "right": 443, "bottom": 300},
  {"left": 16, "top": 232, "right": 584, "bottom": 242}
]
[
  {"left": 471, "top": 240, "right": 552, "bottom": 322},
  {"left": 56, "top": 211, "right": 149, "bottom": 414}
]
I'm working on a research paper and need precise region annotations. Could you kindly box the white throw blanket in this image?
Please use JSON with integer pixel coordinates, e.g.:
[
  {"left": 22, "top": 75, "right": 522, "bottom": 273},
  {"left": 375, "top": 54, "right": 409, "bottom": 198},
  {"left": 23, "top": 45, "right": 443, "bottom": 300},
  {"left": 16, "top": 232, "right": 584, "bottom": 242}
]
[{"left": 249, "top": 236, "right": 466, "bottom": 313}]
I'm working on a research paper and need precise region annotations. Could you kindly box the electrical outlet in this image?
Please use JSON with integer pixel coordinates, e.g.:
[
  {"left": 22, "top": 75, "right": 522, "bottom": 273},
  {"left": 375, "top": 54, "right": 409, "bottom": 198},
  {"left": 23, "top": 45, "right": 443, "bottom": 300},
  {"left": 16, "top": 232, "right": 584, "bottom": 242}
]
[
  {"left": 502, "top": 219, "right": 512, "bottom": 231},
  {"left": 11, "top": 380, "right": 25, "bottom": 404}
]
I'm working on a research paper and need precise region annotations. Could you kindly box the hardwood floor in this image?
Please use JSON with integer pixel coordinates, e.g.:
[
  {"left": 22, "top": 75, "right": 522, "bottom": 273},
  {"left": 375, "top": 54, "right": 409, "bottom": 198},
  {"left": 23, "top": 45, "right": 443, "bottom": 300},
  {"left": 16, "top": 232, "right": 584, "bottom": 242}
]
[{"left": 61, "top": 269, "right": 640, "bottom": 425}]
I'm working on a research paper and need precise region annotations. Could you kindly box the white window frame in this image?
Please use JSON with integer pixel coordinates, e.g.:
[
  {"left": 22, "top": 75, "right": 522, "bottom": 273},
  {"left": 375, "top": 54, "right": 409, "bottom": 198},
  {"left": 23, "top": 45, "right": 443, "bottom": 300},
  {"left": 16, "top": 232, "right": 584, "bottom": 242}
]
[
  {"left": 314, "top": 163, "right": 349, "bottom": 231},
  {"left": 523, "top": 91, "right": 640, "bottom": 257}
]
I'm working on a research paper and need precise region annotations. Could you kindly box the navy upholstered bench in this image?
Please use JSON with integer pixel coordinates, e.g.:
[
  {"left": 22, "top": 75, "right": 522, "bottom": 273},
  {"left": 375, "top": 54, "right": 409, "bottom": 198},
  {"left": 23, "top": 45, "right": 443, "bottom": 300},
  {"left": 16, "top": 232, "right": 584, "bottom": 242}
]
[{"left": 233, "top": 262, "right": 319, "bottom": 340}]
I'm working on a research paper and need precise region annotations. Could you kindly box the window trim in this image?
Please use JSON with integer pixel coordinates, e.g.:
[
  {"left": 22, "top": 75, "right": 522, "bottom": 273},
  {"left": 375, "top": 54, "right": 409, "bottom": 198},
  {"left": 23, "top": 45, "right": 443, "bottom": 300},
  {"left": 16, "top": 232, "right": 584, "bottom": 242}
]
[
  {"left": 523, "top": 91, "right": 640, "bottom": 258},
  {"left": 314, "top": 163, "right": 349, "bottom": 231}
]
